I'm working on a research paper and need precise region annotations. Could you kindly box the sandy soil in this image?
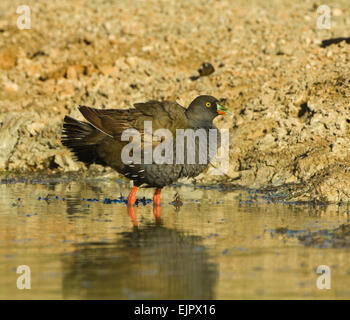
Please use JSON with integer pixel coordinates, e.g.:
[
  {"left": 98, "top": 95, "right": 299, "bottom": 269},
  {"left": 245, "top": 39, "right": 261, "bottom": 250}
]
[{"left": 1, "top": 0, "right": 350, "bottom": 202}]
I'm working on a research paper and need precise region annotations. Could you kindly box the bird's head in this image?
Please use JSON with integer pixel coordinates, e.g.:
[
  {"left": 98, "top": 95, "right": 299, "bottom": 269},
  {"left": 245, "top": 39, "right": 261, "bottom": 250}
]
[{"left": 187, "top": 95, "right": 231, "bottom": 122}]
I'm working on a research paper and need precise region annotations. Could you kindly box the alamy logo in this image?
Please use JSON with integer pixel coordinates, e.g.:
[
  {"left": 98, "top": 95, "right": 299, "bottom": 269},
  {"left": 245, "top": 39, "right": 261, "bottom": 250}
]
[
  {"left": 316, "top": 5, "right": 331, "bottom": 30},
  {"left": 120, "top": 121, "right": 229, "bottom": 175},
  {"left": 316, "top": 265, "right": 331, "bottom": 290},
  {"left": 16, "top": 5, "right": 31, "bottom": 30},
  {"left": 16, "top": 265, "right": 31, "bottom": 290}
]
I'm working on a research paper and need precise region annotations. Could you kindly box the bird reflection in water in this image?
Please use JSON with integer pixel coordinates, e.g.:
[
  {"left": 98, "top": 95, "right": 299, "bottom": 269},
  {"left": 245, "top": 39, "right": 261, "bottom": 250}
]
[
  {"left": 127, "top": 205, "right": 161, "bottom": 227},
  {"left": 61, "top": 219, "right": 218, "bottom": 299},
  {"left": 127, "top": 192, "right": 183, "bottom": 227}
]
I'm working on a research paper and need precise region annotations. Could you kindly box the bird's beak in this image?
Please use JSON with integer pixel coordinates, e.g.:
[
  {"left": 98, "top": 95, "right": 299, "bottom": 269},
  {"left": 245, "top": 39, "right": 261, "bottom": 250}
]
[{"left": 217, "top": 104, "right": 231, "bottom": 115}]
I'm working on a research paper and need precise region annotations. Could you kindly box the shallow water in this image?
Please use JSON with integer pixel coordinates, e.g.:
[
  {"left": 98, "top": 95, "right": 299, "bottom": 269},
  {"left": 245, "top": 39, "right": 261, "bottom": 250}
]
[{"left": 1, "top": 176, "right": 350, "bottom": 299}]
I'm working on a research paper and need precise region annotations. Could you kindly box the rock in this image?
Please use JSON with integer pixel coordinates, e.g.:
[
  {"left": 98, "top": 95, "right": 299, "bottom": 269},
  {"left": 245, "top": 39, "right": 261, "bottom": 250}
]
[
  {"left": 54, "top": 152, "right": 82, "bottom": 171},
  {"left": 100, "top": 65, "right": 116, "bottom": 76},
  {"left": 66, "top": 66, "right": 78, "bottom": 79},
  {"left": 0, "top": 115, "right": 23, "bottom": 170},
  {"left": 333, "top": 8, "right": 342, "bottom": 16},
  {"left": 5, "top": 83, "right": 18, "bottom": 92},
  {"left": 0, "top": 49, "right": 17, "bottom": 70}
]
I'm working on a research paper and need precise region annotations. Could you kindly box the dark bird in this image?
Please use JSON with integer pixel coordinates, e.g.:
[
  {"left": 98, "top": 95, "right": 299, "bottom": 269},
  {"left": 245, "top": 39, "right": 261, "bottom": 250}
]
[{"left": 61, "top": 95, "right": 230, "bottom": 206}]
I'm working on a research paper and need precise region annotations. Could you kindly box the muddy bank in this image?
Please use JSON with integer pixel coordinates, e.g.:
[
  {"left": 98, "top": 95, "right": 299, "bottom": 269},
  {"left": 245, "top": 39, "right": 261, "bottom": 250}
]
[
  {"left": 271, "top": 223, "right": 350, "bottom": 249},
  {"left": 1, "top": 0, "right": 350, "bottom": 202}
]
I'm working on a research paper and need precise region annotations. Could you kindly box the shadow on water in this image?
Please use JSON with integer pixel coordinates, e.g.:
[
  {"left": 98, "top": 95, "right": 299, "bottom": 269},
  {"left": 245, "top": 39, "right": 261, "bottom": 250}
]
[{"left": 61, "top": 216, "right": 219, "bottom": 299}]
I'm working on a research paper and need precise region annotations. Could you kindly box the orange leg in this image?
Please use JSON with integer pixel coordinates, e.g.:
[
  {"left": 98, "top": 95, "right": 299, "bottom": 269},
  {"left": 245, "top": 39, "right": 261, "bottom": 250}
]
[
  {"left": 128, "top": 186, "right": 138, "bottom": 206},
  {"left": 153, "top": 188, "right": 162, "bottom": 206}
]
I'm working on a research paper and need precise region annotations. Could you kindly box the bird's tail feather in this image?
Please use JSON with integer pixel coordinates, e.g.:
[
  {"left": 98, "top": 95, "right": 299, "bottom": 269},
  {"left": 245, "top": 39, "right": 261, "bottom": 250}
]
[{"left": 61, "top": 116, "right": 106, "bottom": 166}]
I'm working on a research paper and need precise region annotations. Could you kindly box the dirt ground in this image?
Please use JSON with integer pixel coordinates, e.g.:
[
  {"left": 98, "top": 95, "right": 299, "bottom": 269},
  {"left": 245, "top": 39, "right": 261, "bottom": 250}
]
[{"left": 1, "top": 0, "right": 350, "bottom": 202}]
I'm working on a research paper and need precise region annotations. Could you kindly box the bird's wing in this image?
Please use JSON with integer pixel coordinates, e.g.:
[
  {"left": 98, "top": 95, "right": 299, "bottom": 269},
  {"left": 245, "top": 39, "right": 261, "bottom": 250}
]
[
  {"left": 78, "top": 101, "right": 188, "bottom": 139},
  {"left": 133, "top": 100, "right": 189, "bottom": 135},
  {"left": 78, "top": 106, "right": 138, "bottom": 138}
]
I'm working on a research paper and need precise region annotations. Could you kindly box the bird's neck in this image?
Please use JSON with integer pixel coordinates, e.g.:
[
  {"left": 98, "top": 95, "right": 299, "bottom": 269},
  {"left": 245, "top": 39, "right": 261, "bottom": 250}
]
[
  {"left": 187, "top": 119, "right": 215, "bottom": 129},
  {"left": 185, "top": 110, "right": 214, "bottom": 129}
]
